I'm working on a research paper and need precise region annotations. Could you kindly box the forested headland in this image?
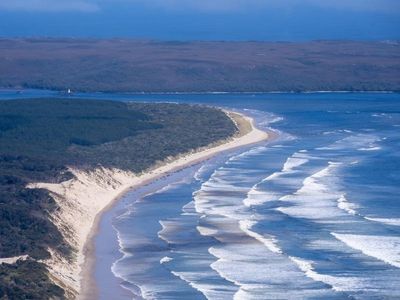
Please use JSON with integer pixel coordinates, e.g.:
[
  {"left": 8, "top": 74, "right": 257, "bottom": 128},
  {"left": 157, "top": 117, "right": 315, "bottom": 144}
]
[{"left": 0, "top": 99, "right": 237, "bottom": 299}]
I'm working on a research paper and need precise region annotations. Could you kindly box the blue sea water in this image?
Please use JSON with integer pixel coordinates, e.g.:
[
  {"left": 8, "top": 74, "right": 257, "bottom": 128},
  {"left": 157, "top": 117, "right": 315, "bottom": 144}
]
[{"left": 1, "top": 91, "right": 399, "bottom": 299}]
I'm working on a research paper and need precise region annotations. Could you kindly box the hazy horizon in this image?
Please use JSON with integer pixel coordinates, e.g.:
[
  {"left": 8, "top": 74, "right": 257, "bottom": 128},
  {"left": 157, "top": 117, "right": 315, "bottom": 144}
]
[{"left": 1, "top": 0, "right": 399, "bottom": 40}]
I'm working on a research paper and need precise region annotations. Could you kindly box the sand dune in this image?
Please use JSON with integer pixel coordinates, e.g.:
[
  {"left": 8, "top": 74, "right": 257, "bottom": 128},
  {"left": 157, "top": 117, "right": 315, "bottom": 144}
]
[{"left": 27, "top": 111, "right": 269, "bottom": 299}]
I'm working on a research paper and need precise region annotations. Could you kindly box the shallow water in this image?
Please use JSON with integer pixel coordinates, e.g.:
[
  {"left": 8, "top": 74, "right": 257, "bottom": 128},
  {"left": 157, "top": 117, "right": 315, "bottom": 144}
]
[{"left": 2, "top": 90, "right": 399, "bottom": 299}]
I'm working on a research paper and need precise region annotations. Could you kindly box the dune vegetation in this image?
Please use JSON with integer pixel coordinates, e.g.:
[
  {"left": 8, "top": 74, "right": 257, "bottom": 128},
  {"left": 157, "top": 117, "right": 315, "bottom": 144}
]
[{"left": 0, "top": 98, "right": 237, "bottom": 299}]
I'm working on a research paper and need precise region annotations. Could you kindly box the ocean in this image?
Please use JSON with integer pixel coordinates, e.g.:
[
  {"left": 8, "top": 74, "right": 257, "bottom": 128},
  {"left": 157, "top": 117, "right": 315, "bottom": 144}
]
[{"left": 1, "top": 91, "right": 399, "bottom": 299}]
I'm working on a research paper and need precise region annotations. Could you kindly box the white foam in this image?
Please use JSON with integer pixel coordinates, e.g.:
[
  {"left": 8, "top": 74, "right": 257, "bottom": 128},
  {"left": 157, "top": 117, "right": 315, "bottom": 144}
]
[
  {"left": 243, "top": 152, "right": 310, "bottom": 207},
  {"left": 263, "top": 172, "right": 280, "bottom": 181},
  {"left": 332, "top": 233, "right": 400, "bottom": 268},
  {"left": 144, "top": 178, "right": 189, "bottom": 198},
  {"left": 336, "top": 196, "right": 400, "bottom": 226},
  {"left": 157, "top": 220, "right": 181, "bottom": 243},
  {"left": 337, "top": 194, "right": 358, "bottom": 216},
  {"left": 194, "top": 189, "right": 246, "bottom": 218},
  {"left": 208, "top": 245, "right": 334, "bottom": 299},
  {"left": 228, "top": 146, "right": 268, "bottom": 161},
  {"left": 317, "top": 134, "right": 380, "bottom": 151},
  {"left": 289, "top": 256, "right": 364, "bottom": 292},
  {"left": 372, "top": 113, "right": 390, "bottom": 118},
  {"left": 194, "top": 164, "right": 209, "bottom": 182},
  {"left": 276, "top": 206, "right": 343, "bottom": 220},
  {"left": 277, "top": 163, "right": 345, "bottom": 220},
  {"left": 208, "top": 246, "right": 268, "bottom": 291},
  {"left": 365, "top": 217, "right": 400, "bottom": 226},
  {"left": 241, "top": 109, "right": 284, "bottom": 126},
  {"left": 358, "top": 146, "right": 381, "bottom": 151},
  {"left": 115, "top": 204, "right": 136, "bottom": 220},
  {"left": 158, "top": 220, "right": 168, "bottom": 236},
  {"left": 160, "top": 256, "right": 173, "bottom": 264},
  {"left": 193, "top": 169, "right": 250, "bottom": 218},
  {"left": 110, "top": 230, "right": 148, "bottom": 299},
  {"left": 243, "top": 186, "right": 279, "bottom": 207},
  {"left": 196, "top": 225, "right": 219, "bottom": 236},
  {"left": 323, "top": 131, "right": 336, "bottom": 135},
  {"left": 239, "top": 220, "right": 282, "bottom": 254},
  {"left": 170, "top": 270, "right": 237, "bottom": 299},
  {"left": 282, "top": 157, "right": 309, "bottom": 172}
]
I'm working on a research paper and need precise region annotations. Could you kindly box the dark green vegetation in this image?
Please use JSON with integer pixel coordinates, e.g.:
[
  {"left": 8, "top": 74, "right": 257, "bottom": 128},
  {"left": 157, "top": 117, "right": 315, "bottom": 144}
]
[
  {"left": 0, "top": 39, "right": 399, "bottom": 92},
  {"left": 0, "top": 260, "right": 64, "bottom": 300},
  {"left": 0, "top": 98, "right": 237, "bottom": 299}
]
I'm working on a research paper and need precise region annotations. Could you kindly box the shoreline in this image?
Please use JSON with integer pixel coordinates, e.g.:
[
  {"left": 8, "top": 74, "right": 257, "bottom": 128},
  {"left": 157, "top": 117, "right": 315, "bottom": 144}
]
[
  {"left": 1, "top": 88, "right": 398, "bottom": 96},
  {"left": 30, "top": 110, "right": 270, "bottom": 299},
  {"left": 80, "top": 111, "right": 270, "bottom": 299}
]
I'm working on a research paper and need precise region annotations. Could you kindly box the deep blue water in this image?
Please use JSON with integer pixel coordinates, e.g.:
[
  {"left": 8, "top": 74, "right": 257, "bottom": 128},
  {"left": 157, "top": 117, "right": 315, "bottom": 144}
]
[
  {"left": 1, "top": 3, "right": 399, "bottom": 40},
  {"left": 1, "top": 90, "right": 399, "bottom": 299}
]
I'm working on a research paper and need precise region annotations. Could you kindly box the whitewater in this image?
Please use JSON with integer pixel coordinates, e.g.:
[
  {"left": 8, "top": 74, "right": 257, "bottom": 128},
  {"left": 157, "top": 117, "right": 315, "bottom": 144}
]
[{"left": 82, "top": 92, "right": 400, "bottom": 300}]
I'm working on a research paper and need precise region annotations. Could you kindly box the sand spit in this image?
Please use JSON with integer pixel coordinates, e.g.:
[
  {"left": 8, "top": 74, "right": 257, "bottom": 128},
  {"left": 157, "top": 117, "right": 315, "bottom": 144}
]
[{"left": 26, "top": 111, "right": 269, "bottom": 299}]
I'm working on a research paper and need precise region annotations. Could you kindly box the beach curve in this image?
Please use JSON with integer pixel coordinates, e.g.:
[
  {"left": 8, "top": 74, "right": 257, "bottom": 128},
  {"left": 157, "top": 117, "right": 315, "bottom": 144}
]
[{"left": 27, "top": 109, "right": 270, "bottom": 299}]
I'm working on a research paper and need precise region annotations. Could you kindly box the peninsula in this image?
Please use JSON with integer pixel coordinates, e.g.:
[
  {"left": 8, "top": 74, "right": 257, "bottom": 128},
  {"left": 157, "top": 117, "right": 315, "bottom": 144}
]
[{"left": 0, "top": 99, "right": 268, "bottom": 299}]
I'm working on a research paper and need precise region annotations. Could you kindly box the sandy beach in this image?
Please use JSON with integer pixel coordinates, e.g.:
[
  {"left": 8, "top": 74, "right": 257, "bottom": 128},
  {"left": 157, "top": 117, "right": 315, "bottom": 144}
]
[{"left": 28, "top": 110, "right": 269, "bottom": 299}]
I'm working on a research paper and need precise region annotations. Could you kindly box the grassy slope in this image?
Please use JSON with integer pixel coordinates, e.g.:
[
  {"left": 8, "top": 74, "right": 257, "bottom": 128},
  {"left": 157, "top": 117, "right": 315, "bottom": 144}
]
[
  {"left": 0, "top": 39, "right": 399, "bottom": 92},
  {"left": 0, "top": 99, "right": 237, "bottom": 299}
]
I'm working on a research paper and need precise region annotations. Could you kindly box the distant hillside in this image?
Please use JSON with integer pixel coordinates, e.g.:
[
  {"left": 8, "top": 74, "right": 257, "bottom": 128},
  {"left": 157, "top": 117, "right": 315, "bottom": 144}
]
[
  {"left": 0, "top": 99, "right": 237, "bottom": 299},
  {"left": 0, "top": 39, "right": 399, "bottom": 92}
]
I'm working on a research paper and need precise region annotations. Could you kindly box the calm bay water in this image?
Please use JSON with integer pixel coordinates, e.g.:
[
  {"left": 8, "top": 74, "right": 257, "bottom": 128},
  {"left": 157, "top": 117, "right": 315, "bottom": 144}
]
[{"left": 2, "top": 91, "right": 399, "bottom": 299}]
